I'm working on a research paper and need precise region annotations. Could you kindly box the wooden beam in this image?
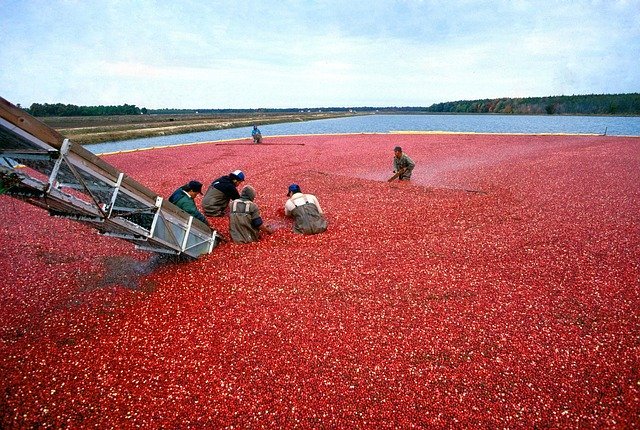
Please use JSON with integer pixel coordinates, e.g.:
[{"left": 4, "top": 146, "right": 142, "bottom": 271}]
[{"left": 0, "top": 97, "right": 66, "bottom": 150}]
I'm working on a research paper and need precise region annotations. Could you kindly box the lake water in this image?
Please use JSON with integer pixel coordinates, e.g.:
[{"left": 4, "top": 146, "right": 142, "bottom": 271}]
[{"left": 89, "top": 114, "right": 640, "bottom": 154}]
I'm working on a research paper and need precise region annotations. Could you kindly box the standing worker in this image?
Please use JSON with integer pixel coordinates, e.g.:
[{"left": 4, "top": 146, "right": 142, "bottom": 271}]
[
  {"left": 392, "top": 146, "right": 415, "bottom": 181},
  {"left": 284, "top": 183, "right": 328, "bottom": 234},
  {"left": 252, "top": 125, "right": 262, "bottom": 144},
  {"left": 202, "top": 170, "right": 245, "bottom": 217},
  {"left": 229, "top": 185, "right": 273, "bottom": 243},
  {"left": 168, "top": 180, "right": 210, "bottom": 226}
]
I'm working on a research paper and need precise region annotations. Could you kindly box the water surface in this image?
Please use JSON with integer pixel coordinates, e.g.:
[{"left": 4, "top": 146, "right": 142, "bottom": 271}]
[{"left": 90, "top": 114, "right": 640, "bottom": 154}]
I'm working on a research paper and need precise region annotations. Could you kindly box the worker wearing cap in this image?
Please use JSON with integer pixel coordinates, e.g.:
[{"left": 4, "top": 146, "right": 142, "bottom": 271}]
[
  {"left": 168, "top": 180, "right": 209, "bottom": 226},
  {"left": 202, "top": 170, "right": 245, "bottom": 217},
  {"left": 284, "top": 183, "right": 327, "bottom": 235},
  {"left": 229, "top": 185, "right": 273, "bottom": 243},
  {"left": 393, "top": 146, "right": 415, "bottom": 181}
]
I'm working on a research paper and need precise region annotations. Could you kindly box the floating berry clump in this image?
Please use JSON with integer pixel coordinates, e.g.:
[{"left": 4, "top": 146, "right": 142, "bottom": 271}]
[{"left": 0, "top": 133, "right": 638, "bottom": 428}]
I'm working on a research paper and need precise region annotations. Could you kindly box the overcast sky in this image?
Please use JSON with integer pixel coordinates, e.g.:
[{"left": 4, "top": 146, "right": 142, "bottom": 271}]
[{"left": 1, "top": 0, "right": 639, "bottom": 109}]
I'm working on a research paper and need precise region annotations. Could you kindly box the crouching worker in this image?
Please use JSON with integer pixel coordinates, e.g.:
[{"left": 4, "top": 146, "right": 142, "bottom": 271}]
[
  {"left": 168, "top": 180, "right": 210, "bottom": 226},
  {"left": 229, "top": 185, "right": 273, "bottom": 243},
  {"left": 251, "top": 125, "right": 262, "bottom": 144},
  {"left": 284, "top": 183, "right": 327, "bottom": 235},
  {"left": 202, "top": 170, "right": 245, "bottom": 217}
]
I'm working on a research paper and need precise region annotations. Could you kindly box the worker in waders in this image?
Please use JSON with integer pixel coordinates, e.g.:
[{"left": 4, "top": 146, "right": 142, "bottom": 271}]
[
  {"left": 392, "top": 146, "right": 415, "bottom": 181},
  {"left": 228, "top": 185, "right": 273, "bottom": 243},
  {"left": 284, "top": 183, "right": 327, "bottom": 235},
  {"left": 251, "top": 125, "right": 262, "bottom": 144},
  {"left": 202, "top": 169, "right": 245, "bottom": 217}
]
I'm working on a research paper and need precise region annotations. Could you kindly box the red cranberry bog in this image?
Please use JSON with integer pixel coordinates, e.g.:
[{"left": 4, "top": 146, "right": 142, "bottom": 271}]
[{"left": 1, "top": 132, "right": 639, "bottom": 428}]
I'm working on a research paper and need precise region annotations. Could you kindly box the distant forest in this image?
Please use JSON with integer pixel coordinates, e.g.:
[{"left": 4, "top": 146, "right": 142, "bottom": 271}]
[
  {"left": 424, "top": 93, "right": 640, "bottom": 115},
  {"left": 27, "top": 103, "right": 147, "bottom": 116},
  {"left": 24, "top": 93, "right": 640, "bottom": 117}
]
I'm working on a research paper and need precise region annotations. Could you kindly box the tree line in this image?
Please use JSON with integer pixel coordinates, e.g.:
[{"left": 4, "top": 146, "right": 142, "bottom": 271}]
[
  {"left": 24, "top": 93, "right": 640, "bottom": 117},
  {"left": 425, "top": 93, "right": 640, "bottom": 115},
  {"left": 26, "top": 103, "right": 147, "bottom": 117}
]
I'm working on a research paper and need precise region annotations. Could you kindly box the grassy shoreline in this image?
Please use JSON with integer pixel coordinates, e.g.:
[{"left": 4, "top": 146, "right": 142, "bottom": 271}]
[{"left": 42, "top": 111, "right": 362, "bottom": 145}]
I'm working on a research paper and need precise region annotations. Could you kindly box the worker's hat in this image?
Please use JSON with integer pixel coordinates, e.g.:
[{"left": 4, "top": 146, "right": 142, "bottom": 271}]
[
  {"left": 287, "top": 183, "right": 301, "bottom": 196},
  {"left": 230, "top": 170, "right": 245, "bottom": 181}
]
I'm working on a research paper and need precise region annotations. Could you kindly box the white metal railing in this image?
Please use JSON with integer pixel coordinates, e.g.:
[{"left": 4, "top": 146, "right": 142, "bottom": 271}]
[{"left": 0, "top": 97, "right": 218, "bottom": 259}]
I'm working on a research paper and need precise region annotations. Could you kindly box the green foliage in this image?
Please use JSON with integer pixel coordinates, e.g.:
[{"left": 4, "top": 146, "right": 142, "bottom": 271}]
[
  {"left": 425, "top": 93, "right": 640, "bottom": 115},
  {"left": 27, "top": 103, "right": 143, "bottom": 117}
]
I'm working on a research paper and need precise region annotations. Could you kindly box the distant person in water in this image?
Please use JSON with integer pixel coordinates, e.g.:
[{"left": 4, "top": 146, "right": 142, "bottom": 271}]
[
  {"left": 168, "top": 180, "right": 210, "bottom": 226},
  {"left": 202, "top": 170, "right": 245, "bottom": 217},
  {"left": 252, "top": 125, "right": 262, "bottom": 144},
  {"left": 392, "top": 146, "right": 415, "bottom": 181}
]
